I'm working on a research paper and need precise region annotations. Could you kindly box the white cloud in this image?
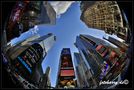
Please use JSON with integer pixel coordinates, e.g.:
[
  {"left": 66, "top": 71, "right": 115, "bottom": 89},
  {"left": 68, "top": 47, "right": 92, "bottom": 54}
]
[{"left": 49, "top": 1, "right": 75, "bottom": 18}]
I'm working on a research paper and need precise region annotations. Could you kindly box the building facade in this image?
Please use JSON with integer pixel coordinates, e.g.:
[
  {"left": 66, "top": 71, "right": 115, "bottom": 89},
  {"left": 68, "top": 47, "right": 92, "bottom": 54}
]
[
  {"left": 74, "top": 34, "right": 128, "bottom": 89},
  {"left": 74, "top": 35, "right": 104, "bottom": 88},
  {"left": 6, "top": 1, "right": 56, "bottom": 42},
  {"left": 80, "top": 1, "right": 128, "bottom": 40},
  {"left": 39, "top": 66, "right": 51, "bottom": 89},
  {"left": 74, "top": 53, "right": 90, "bottom": 88},
  {"left": 103, "top": 36, "right": 128, "bottom": 52},
  {"left": 6, "top": 33, "right": 56, "bottom": 87},
  {"left": 56, "top": 48, "right": 76, "bottom": 89}
]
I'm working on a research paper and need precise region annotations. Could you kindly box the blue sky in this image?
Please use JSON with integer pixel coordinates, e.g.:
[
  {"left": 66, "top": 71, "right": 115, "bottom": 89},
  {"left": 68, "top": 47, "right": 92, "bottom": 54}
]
[
  {"left": 10, "top": 2, "right": 124, "bottom": 87},
  {"left": 39, "top": 2, "right": 106, "bottom": 87}
]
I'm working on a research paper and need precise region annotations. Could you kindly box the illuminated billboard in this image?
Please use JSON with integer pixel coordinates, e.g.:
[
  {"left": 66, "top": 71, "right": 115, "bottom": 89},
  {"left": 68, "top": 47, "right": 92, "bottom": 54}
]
[
  {"left": 60, "top": 70, "right": 75, "bottom": 77},
  {"left": 11, "top": 43, "right": 43, "bottom": 76},
  {"left": 99, "top": 62, "right": 110, "bottom": 80},
  {"left": 60, "top": 79, "right": 75, "bottom": 88},
  {"left": 61, "top": 56, "right": 73, "bottom": 68},
  {"left": 7, "top": 1, "right": 28, "bottom": 29},
  {"left": 17, "top": 56, "right": 32, "bottom": 74}
]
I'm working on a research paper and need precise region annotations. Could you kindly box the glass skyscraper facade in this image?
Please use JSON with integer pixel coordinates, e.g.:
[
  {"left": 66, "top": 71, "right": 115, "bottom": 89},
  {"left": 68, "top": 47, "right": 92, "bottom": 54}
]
[
  {"left": 74, "top": 52, "right": 90, "bottom": 88},
  {"left": 6, "top": 33, "right": 56, "bottom": 86},
  {"left": 74, "top": 34, "right": 129, "bottom": 89},
  {"left": 75, "top": 35, "right": 104, "bottom": 79},
  {"left": 74, "top": 35, "right": 105, "bottom": 88}
]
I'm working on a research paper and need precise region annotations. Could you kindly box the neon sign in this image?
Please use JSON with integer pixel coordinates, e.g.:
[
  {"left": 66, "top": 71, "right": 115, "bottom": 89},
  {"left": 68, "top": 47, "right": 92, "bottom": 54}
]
[
  {"left": 17, "top": 56, "right": 32, "bottom": 74},
  {"left": 99, "top": 63, "right": 109, "bottom": 80},
  {"left": 12, "top": 9, "right": 21, "bottom": 22}
]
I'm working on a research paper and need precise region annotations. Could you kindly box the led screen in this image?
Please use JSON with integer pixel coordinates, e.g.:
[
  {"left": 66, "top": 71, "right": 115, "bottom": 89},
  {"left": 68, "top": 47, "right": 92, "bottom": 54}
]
[{"left": 60, "top": 69, "right": 74, "bottom": 77}]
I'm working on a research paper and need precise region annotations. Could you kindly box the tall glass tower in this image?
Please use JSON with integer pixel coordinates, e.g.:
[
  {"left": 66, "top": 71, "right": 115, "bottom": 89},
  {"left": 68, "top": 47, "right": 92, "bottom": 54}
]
[
  {"left": 74, "top": 34, "right": 127, "bottom": 89},
  {"left": 6, "top": 33, "right": 56, "bottom": 85}
]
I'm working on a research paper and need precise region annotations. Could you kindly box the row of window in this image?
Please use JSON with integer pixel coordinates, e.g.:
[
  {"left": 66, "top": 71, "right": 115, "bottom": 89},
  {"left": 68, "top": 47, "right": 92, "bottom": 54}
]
[{"left": 22, "top": 80, "right": 36, "bottom": 89}]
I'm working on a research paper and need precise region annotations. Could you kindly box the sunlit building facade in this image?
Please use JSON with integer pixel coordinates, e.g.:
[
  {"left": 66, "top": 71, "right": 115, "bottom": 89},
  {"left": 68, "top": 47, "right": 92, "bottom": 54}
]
[
  {"left": 80, "top": 1, "right": 128, "bottom": 40},
  {"left": 56, "top": 48, "right": 76, "bottom": 89},
  {"left": 103, "top": 36, "right": 128, "bottom": 52},
  {"left": 6, "top": 33, "right": 56, "bottom": 86}
]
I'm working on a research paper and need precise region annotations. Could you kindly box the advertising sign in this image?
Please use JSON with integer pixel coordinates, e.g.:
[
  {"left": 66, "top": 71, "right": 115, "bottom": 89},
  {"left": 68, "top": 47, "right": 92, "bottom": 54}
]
[
  {"left": 61, "top": 56, "right": 73, "bottom": 68},
  {"left": 60, "top": 70, "right": 75, "bottom": 77},
  {"left": 60, "top": 80, "right": 75, "bottom": 88}
]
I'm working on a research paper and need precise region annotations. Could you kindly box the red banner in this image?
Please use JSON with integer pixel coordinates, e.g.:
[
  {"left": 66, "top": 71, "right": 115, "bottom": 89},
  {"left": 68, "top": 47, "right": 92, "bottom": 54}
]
[{"left": 60, "top": 70, "right": 74, "bottom": 77}]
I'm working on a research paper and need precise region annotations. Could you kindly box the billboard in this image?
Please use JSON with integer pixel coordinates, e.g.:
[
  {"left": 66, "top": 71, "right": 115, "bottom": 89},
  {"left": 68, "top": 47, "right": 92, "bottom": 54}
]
[
  {"left": 60, "top": 70, "right": 75, "bottom": 77},
  {"left": 61, "top": 56, "right": 73, "bottom": 68},
  {"left": 59, "top": 79, "right": 75, "bottom": 88},
  {"left": 17, "top": 56, "right": 32, "bottom": 74},
  {"left": 7, "top": 1, "right": 28, "bottom": 30}
]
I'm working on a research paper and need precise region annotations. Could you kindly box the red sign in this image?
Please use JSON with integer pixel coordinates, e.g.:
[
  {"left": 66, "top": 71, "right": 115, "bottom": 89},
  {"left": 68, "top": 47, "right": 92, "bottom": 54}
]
[
  {"left": 12, "top": 9, "right": 21, "bottom": 22},
  {"left": 60, "top": 70, "right": 74, "bottom": 77}
]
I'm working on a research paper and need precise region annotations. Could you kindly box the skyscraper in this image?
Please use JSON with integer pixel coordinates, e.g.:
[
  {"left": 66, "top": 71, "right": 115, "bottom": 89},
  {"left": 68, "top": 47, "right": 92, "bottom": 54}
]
[
  {"left": 39, "top": 66, "right": 51, "bottom": 89},
  {"left": 42, "top": 1, "right": 56, "bottom": 25},
  {"left": 74, "top": 35, "right": 104, "bottom": 88},
  {"left": 6, "top": 33, "right": 56, "bottom": 86},
  {"left": 56, "top": 48, "right": 76, "bottom": 89},
  {"left": 11, "top": 34, "right": 40, "bottom": 47},
  {"left": 103, "top": 36, "right": 128, "bottom": 52},
  {"left": 74, "top": 52, "right": 90, "bottom": 88},
  {"left": 5, "top": 1, "right": 56, "bottom": 42},
  {"left": 80, "top": 1, "right": 128, "bottom": 40},
  {"left": 74, "top": 34, "right": 128, "bottom": 89}
]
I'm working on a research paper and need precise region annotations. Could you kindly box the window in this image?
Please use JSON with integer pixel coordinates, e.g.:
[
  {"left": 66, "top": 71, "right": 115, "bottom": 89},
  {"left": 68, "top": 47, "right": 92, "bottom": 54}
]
[
  {"left": 80, "top": 35, "right": 96, "bottom": 46},
  {"left": 23, "top": 81, "right": 27, "bottom": 85},
  {"left": 98, "top": 47, "right": 107, "bottom": 54},
  {"left": 61, "top": 55, "right": 73, "bottom": 67},
  {"left": 115, "top": 14, "right": 121, "bottom": 22},
  {"left": 62, "top": 61, "right": 69, "bottom": 67},
  {"left": 28, "top": 84, "right": 31, "bottom": 88},
  {"left": 88, "top": 78, "right": 94, "bottom": 87}
]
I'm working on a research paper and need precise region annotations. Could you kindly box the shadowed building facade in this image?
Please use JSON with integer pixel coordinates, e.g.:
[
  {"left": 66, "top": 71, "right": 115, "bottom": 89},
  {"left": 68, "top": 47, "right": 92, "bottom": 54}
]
[
  {"left": 6, "top": 33, "right": 56, "bottom": 88},
  {"left": 74, "top": 34, "right": 128, "bottom": 89}
]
